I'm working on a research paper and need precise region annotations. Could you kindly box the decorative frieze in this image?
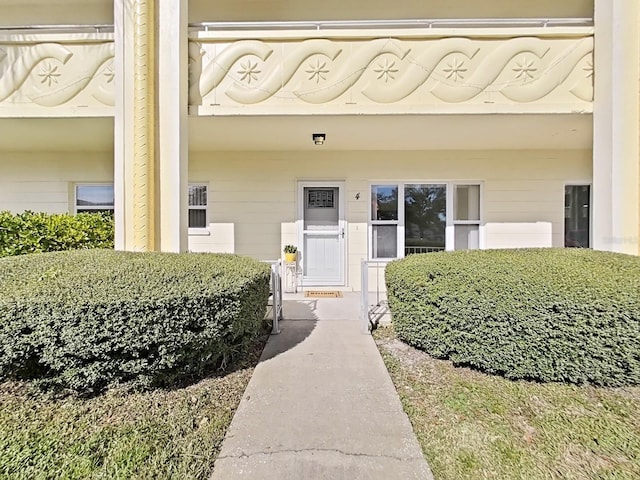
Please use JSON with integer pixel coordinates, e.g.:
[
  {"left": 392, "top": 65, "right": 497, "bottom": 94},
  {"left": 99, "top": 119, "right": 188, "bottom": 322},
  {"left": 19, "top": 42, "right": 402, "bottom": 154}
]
[
  {"left": 0, "top": 30, "right": 594, "bottom": 117},
  {"left": 190, "top": 35, "right": 594, "bottom": 113},
  {"left": 0, "top": 35, "right": 114, "bottom": 115}
]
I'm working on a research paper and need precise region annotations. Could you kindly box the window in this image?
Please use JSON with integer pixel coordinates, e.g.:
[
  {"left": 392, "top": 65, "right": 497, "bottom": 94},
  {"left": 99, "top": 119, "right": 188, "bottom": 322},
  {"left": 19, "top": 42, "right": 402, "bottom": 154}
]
[
  {"left": 564, "top": 185, "right": 590, "bottom": 248},
  {"left": 188, "top": 184, "right": 208, "bottom": 228},
  {"left": 75, "top": 184, "right": 114, "bottom": 214},
  {"left": 371, "top": 185, "right": 399, "bottom": 259},
  {"left": 453, "top": 184, "right": 480, "bottom": 250},
  {"left": 369, "top": 182, "right": 481, "bottom": 259}
]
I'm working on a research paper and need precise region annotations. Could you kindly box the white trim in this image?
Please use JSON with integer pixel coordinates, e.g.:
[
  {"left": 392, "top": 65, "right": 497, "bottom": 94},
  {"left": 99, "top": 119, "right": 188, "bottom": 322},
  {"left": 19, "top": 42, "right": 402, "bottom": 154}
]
[{"left": 187, "top": 228, "right": 210, "bottom": 236}]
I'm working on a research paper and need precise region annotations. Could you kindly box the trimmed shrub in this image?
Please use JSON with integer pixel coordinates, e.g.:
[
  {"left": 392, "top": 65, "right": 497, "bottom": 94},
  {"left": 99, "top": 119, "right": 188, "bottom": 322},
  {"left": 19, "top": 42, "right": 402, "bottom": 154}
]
[
  {"left": 386, "top": 249, "right": 640, "bottom": 387},
  {"left": 0, "top": 211, "right": 113, "bottom": 257},
  {"left": 0, "top": 250, "right": 270, "bottom": 393}
]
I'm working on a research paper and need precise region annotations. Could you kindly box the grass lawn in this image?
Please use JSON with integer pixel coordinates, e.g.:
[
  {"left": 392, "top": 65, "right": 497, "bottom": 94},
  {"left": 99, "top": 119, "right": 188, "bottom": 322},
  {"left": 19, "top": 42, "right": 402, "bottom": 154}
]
[
  {"left": 375, "top": 325, "right": 640, "bottom": 480},
  {"left": 0, "top": 335, "right": 268, "bottom": 480}
]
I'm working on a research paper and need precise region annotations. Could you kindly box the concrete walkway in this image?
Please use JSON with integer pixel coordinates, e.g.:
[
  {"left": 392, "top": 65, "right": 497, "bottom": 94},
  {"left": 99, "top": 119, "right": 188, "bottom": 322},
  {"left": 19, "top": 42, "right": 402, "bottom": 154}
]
[{"left": 210, "top": 295, "right": 433, "bottom": 479}]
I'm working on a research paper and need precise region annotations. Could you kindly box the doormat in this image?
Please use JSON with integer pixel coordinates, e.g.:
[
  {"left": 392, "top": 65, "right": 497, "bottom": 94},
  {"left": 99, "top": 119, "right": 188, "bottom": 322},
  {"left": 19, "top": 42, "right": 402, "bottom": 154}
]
[{"left": 304, "top": 291, "right": 343, "bottom": 298}]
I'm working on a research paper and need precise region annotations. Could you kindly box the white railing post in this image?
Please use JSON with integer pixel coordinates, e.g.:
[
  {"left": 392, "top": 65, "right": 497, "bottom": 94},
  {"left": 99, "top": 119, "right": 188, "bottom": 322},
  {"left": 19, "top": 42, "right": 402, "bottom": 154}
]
[
  {"left": 263, "top": 260, "right": 282, "bottom": 335},
  {"left": 361, "top": 259, "right": 370, "bottom": 334},
  {"left": 270, "top": 260, "right": 282, "bottom": 335}
]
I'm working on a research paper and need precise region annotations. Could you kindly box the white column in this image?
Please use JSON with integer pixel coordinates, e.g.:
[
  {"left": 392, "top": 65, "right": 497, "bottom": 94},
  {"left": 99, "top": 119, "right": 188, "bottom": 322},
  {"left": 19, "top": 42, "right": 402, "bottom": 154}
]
[
  {"left": 158, "top": 0, "right": 189, "bottom": 252},
  {"left": 593, "top": 0, "right": 640, "bottom": 254},
  {"left": 113, "top": 0, "right": 132, "bottom": 250}
]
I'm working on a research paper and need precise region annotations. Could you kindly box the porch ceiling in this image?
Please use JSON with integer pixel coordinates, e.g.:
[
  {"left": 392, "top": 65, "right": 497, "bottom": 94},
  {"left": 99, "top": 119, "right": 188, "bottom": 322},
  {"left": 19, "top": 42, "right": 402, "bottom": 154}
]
[
  {"left": 0, "top": 117, "right": 113, "bottom": 152},
  {"left": 189, "top": 114, "right": 593, "bottom": 151},
  {"left": 189, "top": 0, "right": 594, "bottom": 22},
  {"left": 0, "top": 114, "right": 592, "bottom": 152}
]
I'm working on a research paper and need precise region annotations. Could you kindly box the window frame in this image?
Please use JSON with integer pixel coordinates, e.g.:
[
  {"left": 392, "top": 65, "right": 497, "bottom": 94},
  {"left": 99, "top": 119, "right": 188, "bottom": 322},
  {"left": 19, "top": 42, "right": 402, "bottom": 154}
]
[
  {"left": 563, "top": 182, "right": 592, "bottom": 248},
  {"left": 370, "top": 184, "right": 401, "bottom": 260},
  {"left": 451, "top": 184, "right": 482, "bottom": 251},
  {"left": 368, "top": 181, "right": 483, "bottom": 260},
  {"left": 188, "top": 183, "right": 209, "bottom": 232},
  {"left": 74, "top": 183, "right": 115, "bottom": 214}
]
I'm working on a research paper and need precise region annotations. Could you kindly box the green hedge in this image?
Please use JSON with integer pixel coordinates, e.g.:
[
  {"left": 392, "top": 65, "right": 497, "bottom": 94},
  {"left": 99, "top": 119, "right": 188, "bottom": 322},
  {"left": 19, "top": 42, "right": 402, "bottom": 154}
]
[
  {"left": 386, "top": 249, "right": 640, "bottom": 387},
  {"left": 0, "top": 211, "right": 113, "bottom": 257},
  {"left": 0, "top": 250, "right": 270, "bottom": 393}
]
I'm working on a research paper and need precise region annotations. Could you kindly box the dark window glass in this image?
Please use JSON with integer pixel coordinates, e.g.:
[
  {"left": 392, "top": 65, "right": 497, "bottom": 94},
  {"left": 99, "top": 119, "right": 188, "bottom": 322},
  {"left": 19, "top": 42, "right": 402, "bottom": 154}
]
[
  {"left": 188, "top": 209, "right": 207, "bottom": 228},
  {"left": 404, "top": 184, "right": 446, "bottom": 255},
  {"left": 372, "top": 225, "right": 397, "bottom": 258},
  {"left": 371, "top": 185, "right": 398, "bottom": 221},
  {"left": 188, "top": 185, "right": 207, "bottom": 228},
  {"left": 76, "top": 185, "right": 114, "bottom": 207},
  {"left": 564, "top": 185, "right": 590, "bottom": 248}
]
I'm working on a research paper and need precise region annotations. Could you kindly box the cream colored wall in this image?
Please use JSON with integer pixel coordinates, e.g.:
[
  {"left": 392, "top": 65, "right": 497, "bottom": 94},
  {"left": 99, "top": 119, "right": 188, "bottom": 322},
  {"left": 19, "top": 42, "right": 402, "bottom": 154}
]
[
  {"left": 0, "top": 147, "right": 592, "bottom": 289},
  {"left": 0, "top": 0, "right": 113, "bottom": 26},
  {"left": 189, "top": 149, "right": 592, "bottom": 289},
  {"left": 189, "top": 0, "right": 593, "bottom": 22},
  {"left": 0, "top": 152, "right": 113, "bottom": 213}
]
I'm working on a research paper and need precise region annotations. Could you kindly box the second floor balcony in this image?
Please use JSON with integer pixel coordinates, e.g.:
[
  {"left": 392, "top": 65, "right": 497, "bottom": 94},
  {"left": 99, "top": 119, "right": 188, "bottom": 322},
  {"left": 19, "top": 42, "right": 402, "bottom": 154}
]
[
  {"left": 0, "top": 18, "right": 594, "bottom": 118},
  {"left": 0, "top": 26, "right": 114, "bottom": 117},
  {"left": 189, "top": 19, "right": 593, "bottom": 116}
]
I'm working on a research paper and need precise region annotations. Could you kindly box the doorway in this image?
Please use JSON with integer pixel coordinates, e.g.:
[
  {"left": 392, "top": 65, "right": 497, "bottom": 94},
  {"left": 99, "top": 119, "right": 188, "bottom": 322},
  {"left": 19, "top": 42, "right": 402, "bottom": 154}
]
[{"left": 298, "top": 182, "right": 346, "bottom": 286}]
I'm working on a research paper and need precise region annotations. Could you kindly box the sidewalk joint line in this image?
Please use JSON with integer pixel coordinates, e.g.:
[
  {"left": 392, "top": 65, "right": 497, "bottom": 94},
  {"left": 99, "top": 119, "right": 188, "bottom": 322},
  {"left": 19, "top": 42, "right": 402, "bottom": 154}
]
[{"left": 219, "top": 447, "right": 422, "bottom": 462}]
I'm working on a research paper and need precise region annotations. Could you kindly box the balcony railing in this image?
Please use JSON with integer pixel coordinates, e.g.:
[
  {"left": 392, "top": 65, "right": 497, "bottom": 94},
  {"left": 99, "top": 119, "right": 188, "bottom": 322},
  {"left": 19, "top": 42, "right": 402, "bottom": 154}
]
[
  {"left": 189, "top": 20, "right": 594, "bottom": 115},
  {"left": 405, "top": 246, "right": 445, "bottom": 255},
  {"left": 0, "top": 26, "right": 114, "bottom": 116},
  {"left": 0, "top": 24, "right": 113, "bottom": 33},
  {"left": 0, "top": 19, "right": 594, "bottom": 117},
  {"left": 190, "top": 17, "right": 593, "bottom": 32}
]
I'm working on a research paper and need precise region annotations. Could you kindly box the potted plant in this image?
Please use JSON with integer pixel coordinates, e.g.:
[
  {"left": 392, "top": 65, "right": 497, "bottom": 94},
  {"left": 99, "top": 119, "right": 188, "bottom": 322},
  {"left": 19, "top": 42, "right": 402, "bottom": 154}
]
[{"left": 284, "top": 244, "right": 297, "bottom": 262}]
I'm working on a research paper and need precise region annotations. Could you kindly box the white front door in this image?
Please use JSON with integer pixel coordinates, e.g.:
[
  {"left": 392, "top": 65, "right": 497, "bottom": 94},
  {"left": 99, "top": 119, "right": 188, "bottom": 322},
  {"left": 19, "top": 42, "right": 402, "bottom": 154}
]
[{"left": 299, "top": 182, "right": 345, "bottom": 286}]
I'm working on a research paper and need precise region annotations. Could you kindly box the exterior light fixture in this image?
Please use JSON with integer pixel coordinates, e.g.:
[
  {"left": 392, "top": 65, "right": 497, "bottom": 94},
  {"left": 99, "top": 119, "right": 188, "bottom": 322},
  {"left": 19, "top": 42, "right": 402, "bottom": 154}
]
[{"left": 312, "top": 133, "right": 326, "bottom": 145}]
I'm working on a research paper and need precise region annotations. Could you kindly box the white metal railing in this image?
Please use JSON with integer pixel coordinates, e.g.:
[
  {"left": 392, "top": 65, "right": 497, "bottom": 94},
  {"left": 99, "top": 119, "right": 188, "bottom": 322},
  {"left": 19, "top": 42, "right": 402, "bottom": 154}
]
[
  {"left": 405, "top": 246, "right": 445, "bottom": 255},
  {"left": 190, "top": 17, "right": 593, "bottom": 32},
  {"left": 0, "top": 24, "right": 114, "bottom": 33},
  {"left": 264, "top": 259, "right": 283, "bottom": 334},
  {"left": 0, "top": 17, "right": 593, "bottom": 35},
  {"left": 361, "top": 260, "right": 390, "bottom": 334}
]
